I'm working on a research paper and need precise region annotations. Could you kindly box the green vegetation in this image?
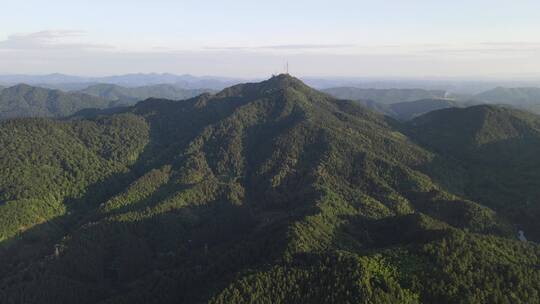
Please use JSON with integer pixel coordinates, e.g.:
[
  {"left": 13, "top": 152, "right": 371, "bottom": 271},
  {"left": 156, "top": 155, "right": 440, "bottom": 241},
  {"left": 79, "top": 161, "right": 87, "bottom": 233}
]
[
  {"left": 210, "top": 252, "right": 420, "bottom": 304},
  {"left": 0, "top": 115, "right": 149, "bottom": 242},
  {"left": 410, "top": 105, "right": 540, "bottom": 240},
  {"left": 0, "top": 84, "right": 112, "bottom": 119},
  {"left": 473, "top": 87, "right": 540, "bottom": 115},
  {"left": 388, "top": 98, "right": 460, "bottom": 120},
  {"left": 354, "top": 98, "right": 460, "bottom": 121},
  {"left": 0, "top": 83, "right": 213, "bottom": 120},
  {"left": 80, "top": 83, "right": 213, "bottom": 106},
  {"left": 0, "top": 75, "right": 538, "bottom": 303}
]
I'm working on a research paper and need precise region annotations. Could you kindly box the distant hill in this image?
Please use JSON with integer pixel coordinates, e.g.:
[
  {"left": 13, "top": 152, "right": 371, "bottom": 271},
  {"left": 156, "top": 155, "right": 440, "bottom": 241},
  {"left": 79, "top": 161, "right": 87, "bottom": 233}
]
[
  {"left": 411, "top": 104, "right": 540, "bottom": 167},
  {"left": 36, "top": 82, "right": 101, "bottom": 92},
  {"left": 0, "top": 73, "right": 246, "bottom": 90},
  {"left": 1, "top": 76, "right": 539, "bottom": 303},
  {"left": 473, "top": 87, "right": 540, "bottom": 114},
  {"left": 323, "top": 87, "right": 447, "bottom": 104},
  {"left": 80, "top": 83, "right": 213, "bottom": 106},
  {"left": 95, "top": 73, "right": 243, "bottom": 89},
  {"left": 0, "top": 84, "right": 111, "bottom": 119},
  {"left": 0, "top": 83, "right": 212, "bottom": 120},
  {"left": 354, "top": 98, "right": 460, "bottom": 121},
  {"left": 410, "top": 105, "right": 540, "bottom": 239},
  {"left": 353, "top": 99, "right": 392, "bottom": 115},
  {"left": 475, "top": 87, "right": 540, "bottom": 105},
  {"left": 0, "top": 73, "right": 89, "bottom": 85},
  {"left": 388, "top": 98, "right": 460, "bottom": 120}
]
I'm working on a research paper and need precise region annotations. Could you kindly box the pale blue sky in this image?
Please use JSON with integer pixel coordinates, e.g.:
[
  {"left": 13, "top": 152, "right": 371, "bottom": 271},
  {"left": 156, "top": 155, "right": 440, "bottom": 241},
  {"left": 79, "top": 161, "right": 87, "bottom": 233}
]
[{"left": 2, "top": 0, "right": 540, "bottom": 77}]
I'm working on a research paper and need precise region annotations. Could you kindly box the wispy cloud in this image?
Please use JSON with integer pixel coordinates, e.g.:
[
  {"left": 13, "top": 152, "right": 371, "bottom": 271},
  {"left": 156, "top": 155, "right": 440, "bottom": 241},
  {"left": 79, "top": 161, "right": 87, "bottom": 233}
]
[
  {"left": 1, "top": 30, "right": 540, "bottom": 78},
  {"left": 205, "top": 44, "right": 355, "bottom": 51},
  {"left": 479, "top": 42, "right": 540, "bottom": 47},
  {"left": 0, "top": 30, "right": 113, "bottom": 51},
  {"left": 418, "top": 42, "right": 540, "bottom": 55},
  {"left": 205, "top": 42, "right": 540, "bottom": 57}
]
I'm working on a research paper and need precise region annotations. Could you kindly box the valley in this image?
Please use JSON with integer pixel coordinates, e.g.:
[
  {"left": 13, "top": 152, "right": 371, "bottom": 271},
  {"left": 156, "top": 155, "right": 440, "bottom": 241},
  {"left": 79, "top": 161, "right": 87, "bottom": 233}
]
[{"left": 0, "top": 75, "right": 538, "bottom": 303}]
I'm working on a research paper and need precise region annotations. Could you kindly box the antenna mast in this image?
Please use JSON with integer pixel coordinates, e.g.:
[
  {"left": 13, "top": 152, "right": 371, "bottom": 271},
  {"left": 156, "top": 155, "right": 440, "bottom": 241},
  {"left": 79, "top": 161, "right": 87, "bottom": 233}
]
[{"left": 286, "top": 61, "right": 289, "bottom": 74}]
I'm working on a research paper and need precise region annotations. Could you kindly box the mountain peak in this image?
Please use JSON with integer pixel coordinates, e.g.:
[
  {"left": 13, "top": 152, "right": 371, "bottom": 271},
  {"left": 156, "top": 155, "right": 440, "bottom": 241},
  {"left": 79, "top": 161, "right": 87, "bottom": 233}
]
[
  {"left": 3, "top": 73, "right": 540, "bottom": 303},
  {"left": 265, "top": 73, "right": 305, "bottom": 88},
  {"left": 214, "top": 74, "right": 312, "bottom": 99}
]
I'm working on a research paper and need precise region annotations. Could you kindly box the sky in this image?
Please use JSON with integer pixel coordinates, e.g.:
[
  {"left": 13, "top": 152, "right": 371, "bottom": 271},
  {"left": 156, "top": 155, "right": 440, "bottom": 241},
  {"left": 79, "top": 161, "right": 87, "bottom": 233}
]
[{"left": 1, "top": 0, "right": 540, "bottom": 78}]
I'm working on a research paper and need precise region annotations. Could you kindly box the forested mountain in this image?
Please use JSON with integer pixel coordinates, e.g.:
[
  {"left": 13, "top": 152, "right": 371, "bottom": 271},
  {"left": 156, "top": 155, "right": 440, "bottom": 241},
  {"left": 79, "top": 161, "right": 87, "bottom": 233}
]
[
  {"left": 475, "top": 87, "right": 540, "bottom": 105},
  {"left": 323, "top": 87, "right": 447, "bottom": 104},
  {"left": 409, "top": 105, "right": 540, "bottom": 240},
  {"left": 0, "top": 83, "right": 210, "bottom": 119},
  {"left": 473, "top": 87, "right": 540, "bottom": 114},
  {"left": 0, "top": 75, "right": 539, "bottom": 303},
  {"left": 80, "top": 83, "right": 213, "bottom": 106},
  {"left": 0, "top": 84, "right": 112, "bottom": 119},
  {"left": 388, "top": 98, "right": 460, "bottom": 120}
]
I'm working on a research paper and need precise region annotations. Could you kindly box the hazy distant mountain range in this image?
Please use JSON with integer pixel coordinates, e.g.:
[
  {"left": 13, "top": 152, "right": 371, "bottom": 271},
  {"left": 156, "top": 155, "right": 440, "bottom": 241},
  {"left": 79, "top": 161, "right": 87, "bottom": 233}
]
[
  {"left": 80, "top": 84, "right": 214, "bottom": 106},
  {"left": 1, "top": 75, "right": 539, "bottom": 303},
  {"left": 473, "top": 87, "right": 540, "bottom": 111},
  {"left": 324, "top": 86, "right": 540, "bottom": 118},
  {"left": 473, "top": 86, "right": 540, "bottom": 103},
  {"left": 3, "top": 73, "right": 540, "bottom": 94},
  {"left": 2, "top": 74, "right": 540, "bottom": 121},
  {"left": 376, "top": 98, "right": 462, "bottom": 121},
  {"left": 322, "top": 87, "right": 447, "bottom": 104},
  {"left": 304, "top": 77, "right": 540, "bottom": 94},
  {"left": 0, "top": 73, "right": 246, "bottom": 91}
]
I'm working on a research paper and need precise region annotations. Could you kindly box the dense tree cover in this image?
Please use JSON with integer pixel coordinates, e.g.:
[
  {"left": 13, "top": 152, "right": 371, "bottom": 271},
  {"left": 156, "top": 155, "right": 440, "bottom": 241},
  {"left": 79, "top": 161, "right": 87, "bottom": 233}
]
[
  {"left": 324, "top": 87, "right": 463, "bottom": 121},
  {"left": 210, "top": 252, "right": 420, "bottom": 304},
  {"left": 414, "top": 232, "right": 540, "bottom": 303},
  {"left": 0, "top": 114, "right": 149, "bottom": 242},
  {"left": 0, "top": 83, "right": 212, "bottom": 120},
  {"left": 0, "top": 75, "right": 539, "bottom": 303},
  {"left": 410, "top": 105, "right": 540, "bottom": 240},
  {"left": 0, "top": 84, "right": 113, "bottom": 119}
]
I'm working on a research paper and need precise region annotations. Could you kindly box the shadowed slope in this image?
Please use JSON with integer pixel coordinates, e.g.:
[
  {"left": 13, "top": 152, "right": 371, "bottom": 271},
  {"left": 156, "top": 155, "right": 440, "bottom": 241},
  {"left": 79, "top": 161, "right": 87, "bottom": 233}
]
[
  {"left": 410, "top": 105, "right": 540, "bottom": 240},
  {"left": 0, "top": 76, "right": 538, "bottom": 304}
]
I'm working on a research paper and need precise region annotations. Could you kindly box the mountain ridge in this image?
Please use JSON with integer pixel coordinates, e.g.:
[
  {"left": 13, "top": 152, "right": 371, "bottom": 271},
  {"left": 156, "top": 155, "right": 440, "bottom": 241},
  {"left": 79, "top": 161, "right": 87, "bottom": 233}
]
[
  {"left": 0, "top": 75, "right": 538, "bottom": 303},
  {"left": 322, "top": 87, "right": 447, "bottom": 104},
  {"left": 80, "top": 83, "right": 214, "bottom": 105},
  {"left": 0, "top": 84, "right": 112, "bottom": 119},
  {"left": 409, "top": 104, "right": 540, "bottom": 240},
  {"left": 0, "top": 73, "right": 247, "bottom": 90}
]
